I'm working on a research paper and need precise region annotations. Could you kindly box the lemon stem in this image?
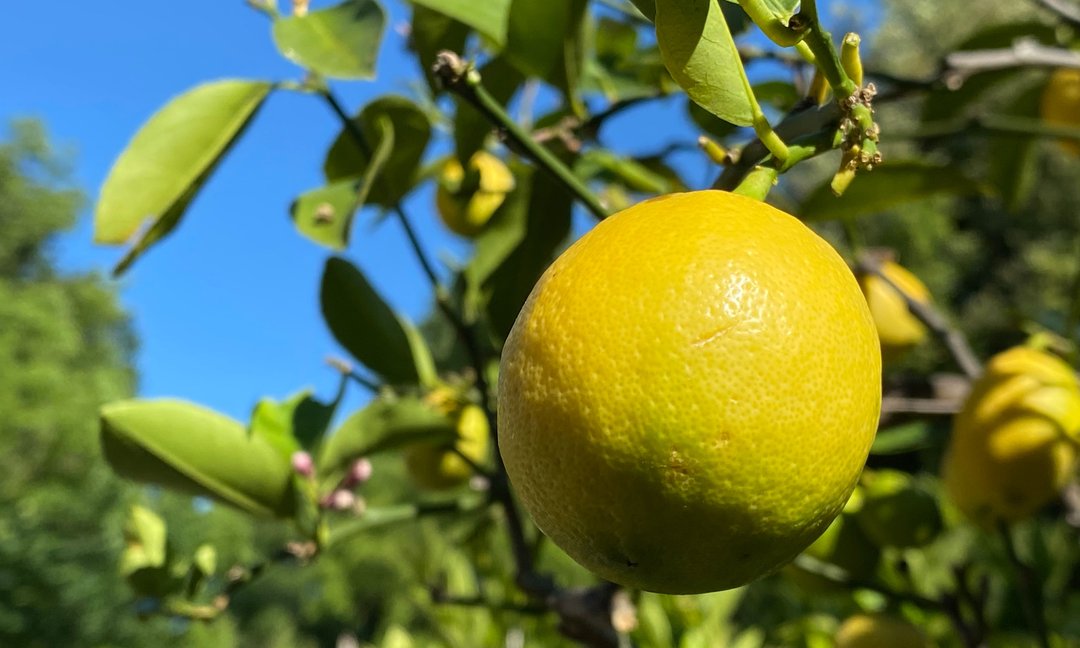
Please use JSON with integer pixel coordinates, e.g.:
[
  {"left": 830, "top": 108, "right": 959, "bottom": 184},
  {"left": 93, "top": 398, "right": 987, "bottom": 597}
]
[
  {"left": 732, "top": 165, "right": 778, "bottom": 200},
  {"left": 433, "top": 51, "right": 611, "bottom": 221}
]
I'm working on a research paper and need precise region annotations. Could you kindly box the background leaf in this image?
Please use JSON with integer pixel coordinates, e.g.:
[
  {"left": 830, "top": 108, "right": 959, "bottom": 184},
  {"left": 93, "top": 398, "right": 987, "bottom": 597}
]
[
  {"left": 320, "top": 256, "right": 427, "bottom": 385},
  {"left": 94, "top": 80, "right": 271, "bottom": 273},
  {"left": 409, "top": 5, "right": 471, "bottom": 92},
  {"left": 249, "top": 390, "right": 338, "bottom": 460},
  {"left": 318, "top": 396, "right": 457, "bottom": 473},
  {"left": 101, "top": 399, "right": 297, "bottom": 517},
  {"left": 454, "top": 57, "right": 523, "bottom": 163},
  {"left": 272, "top": 0, "right": 386, "bottom": 79},
  {"left": 799, "top": 161, "right": 984, "bottom": 221},
  {"left": 289, "top": 180, "right": 360, "bottom": 250},
  {"left": 655, "top": 0, "right": 753, "bottom": 126}
]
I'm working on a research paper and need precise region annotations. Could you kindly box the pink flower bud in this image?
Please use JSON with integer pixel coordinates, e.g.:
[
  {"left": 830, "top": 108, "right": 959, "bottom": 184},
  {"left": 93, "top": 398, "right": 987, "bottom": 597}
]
[
  {"left": 291, "top": 451, "right": 314, "bottom": 477},
  {"left": 328, "top": 489, "right": 356, "bottom": 511},
  {"left": 344, "top": 458, "right": 373, "bottom": 487}
]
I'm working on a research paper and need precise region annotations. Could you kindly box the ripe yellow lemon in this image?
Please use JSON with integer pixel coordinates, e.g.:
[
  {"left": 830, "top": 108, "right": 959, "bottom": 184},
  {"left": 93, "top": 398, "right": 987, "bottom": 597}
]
[
  {"left": 834, "top": 613, "right": 929, "bottom": 648},
  {"left": 858, "top": 260, "right": 930, "bottom": 360},
  {"left": 405, "top": 403, "right": 489, "bottom": 490},
  {"left": 435, "top": 151, "right": 515, "bottom": 237},
  {"left": 1041, "top": 68, "right": 1080, "bottom": 156},
  {"left": 498, "top": 190, "right": 882, "bottom": 594},
  {"left": 943, "top": 346, "right": 1080, "bottom": 527}
]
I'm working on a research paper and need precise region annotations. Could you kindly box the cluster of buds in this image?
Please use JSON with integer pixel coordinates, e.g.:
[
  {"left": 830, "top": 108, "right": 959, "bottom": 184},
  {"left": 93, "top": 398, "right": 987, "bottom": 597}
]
[
  {"left": 831, "top": 83, "right": 883, "bottom": 195},
  {"left": 291, "top": 451, "right": 373, "bottom": 515}
]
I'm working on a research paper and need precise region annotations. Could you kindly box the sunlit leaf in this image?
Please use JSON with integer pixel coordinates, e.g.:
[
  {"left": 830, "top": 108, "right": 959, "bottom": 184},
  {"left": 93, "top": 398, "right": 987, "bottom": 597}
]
[
  {"left": 94, "top": 80, "right": 272, "bottom": 275},
  {"left": 272, "top": 0, "right": 386, "bottom": 79},
  {"left": 250, "top": 390, "right": 338, "bottom": 460},
  {"left": 320, "top": 256, "right": 428, "bottom": 385},
  {"left": 290, "top": 180, "right": 360, "bottom": 250},
  {"left": 101, "top": 399, "right": 297, "bottom": 517},
  {"left": 318, "top": 396, "right": 456, "bottom": 473},
  {"left": 119, "top": 505, "right": 168, "bottom": 577},
  {"left": 409, "top": 0, "right": 511, "bottom": 47},
  {"left": 655, "top": 0, "right": 753, "bottom": 126},
  {"left": 799, "top": 162, "right": 984, "bottom": 222}
]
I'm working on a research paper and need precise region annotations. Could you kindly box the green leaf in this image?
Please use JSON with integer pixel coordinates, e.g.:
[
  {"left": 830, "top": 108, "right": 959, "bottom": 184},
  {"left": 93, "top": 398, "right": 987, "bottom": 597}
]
[
  {"left": 986, "top": 84, "right": 1043, "bottom": 213},
  {"left": 410, "top": 5, "right": 471, "bottom": 92},
  {"left": 799, "top": 161, "right": 984, "bottom": 222},
  {"left": 504, "top": 0, "right": 589, "bottom": 110},
  {"left": 318, "top": 396, "right": 456, "bottom": 473},
  {"left": 250, "top": 390, "right": 338, "bottom": 460},
  {"left": 409, "top": 0, "right": 511, "bottom": 47},
  {"left": 628, "top": 0, "right": 654, "bottom": 21},
  {"left": 293, "top": 114, "right": 396, "bottom": 249},
  {"left": 655, "top": 0, "right": 753, "bottom": 126},
  {"left": 476, "top": 164, "right": 573, "bottom": 339},
  {"left": 870, "top": 421, "right": 935, "bottom": 455},
  {"left": 289, "top": 180, "right": 360, "bottom": 250},
  {"left": 94, "top": 80, "right": 272, "bottom": 275},
  {"left": 101, "top": 399, "right": 297, "bottom": 517},
  {"left": 753, "top": 80, "right": 799, "bottom": 113},
  {"left": 725, "top": 0, "right": 798, "bottom": 20},
  {"left": 454, "top": 57, "right": 524, "bottom": 163},
  {"left": 323, "top": 96, "right": 431, "bottom": 207},
  {"left": 320, "top": 256, "right": 424, "bottom": 385},
  {"left": 272, "top": 0, "right": 386, "bottom": 80}
]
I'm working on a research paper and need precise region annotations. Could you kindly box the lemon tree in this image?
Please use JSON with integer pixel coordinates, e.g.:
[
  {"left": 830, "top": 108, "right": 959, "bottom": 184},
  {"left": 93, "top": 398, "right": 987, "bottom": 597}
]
[{"left": 83, "top": 0, "right": 1080, "bottom": 646}]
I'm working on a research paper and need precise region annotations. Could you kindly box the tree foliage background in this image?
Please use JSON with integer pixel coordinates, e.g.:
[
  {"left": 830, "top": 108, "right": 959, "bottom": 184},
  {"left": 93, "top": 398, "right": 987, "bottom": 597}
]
[{"left": 6, "top": 0, "right": 1080, "bottom": 645}]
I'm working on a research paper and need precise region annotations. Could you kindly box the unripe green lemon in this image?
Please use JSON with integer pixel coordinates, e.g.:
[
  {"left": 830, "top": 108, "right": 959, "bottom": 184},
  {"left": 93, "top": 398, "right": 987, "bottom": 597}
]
[
  {"left": 405, "top": 403, "right": 489, "bottom": 490},
  {"left": 435, "top": 151, "right": 515, "bottom": 237},
  {"left": 834, "top": 613, "right": 930, "bottom": 648},
  {"left": 499, "top": 190, "right": 881, "bottom": 594},
  {"left": 858, "top": 260, "right": 930, "bottom": 360},
  {"left": 1041, "top": 68, "right": 1080, "bottom": 156},
  {"left": 855, "top": 469, "right": 941, "bottom": 549},
  {"left": 942, "top": 346, "right": 1080, "bottom": 527}
]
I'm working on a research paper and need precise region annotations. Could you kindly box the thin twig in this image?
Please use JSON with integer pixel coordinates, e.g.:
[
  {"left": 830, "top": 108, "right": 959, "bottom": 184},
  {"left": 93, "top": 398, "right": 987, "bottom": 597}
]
[
  {"left": 857, "top": 255, "right": 983, "bottom": 380},
  {"left": 944, "top": 39, "right": 1080, "bottom": 87},
  {"left": 432, "top": 51, "right": 611, "bottom": 221},
  {"left": 880, "top": 396, "right": 963, "bottom": 416},
  {"left": 319, "top": 85, "right": 536, "bottom": 598}
]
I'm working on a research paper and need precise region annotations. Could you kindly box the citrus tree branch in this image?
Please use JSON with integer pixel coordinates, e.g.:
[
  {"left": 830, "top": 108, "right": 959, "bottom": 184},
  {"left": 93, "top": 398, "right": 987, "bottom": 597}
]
[
  {"left": 432, "top": 51, "right": 611, "bottom": 221},
  {"left": 944, "top": 39, "right": 1080, "bottom": 86},
  {"left": 856, "top": 256, "right": 982, "bottom": 380}
]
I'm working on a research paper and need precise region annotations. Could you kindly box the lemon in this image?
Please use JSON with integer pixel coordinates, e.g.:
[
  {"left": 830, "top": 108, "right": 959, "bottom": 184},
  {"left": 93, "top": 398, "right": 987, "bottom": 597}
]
[
  {"left": 834, "top": 613, "right": 929, "bottom": 648},
  {"left": 498, "top": 190, "right": 882, "bottom": 594},
  {"left": 405, "top": 403, "right": 489, "bottom": 490},
  {"left": 858, "top": 260, "right": 929, "bottom": 360},
  {"left": 942, "top": 346, "right": 1080, "bottom": 527},
  {"left": 435, "top": 151, "right": 515, "bottom": 237},
  {"left": 1041, "top": 68, "right": 1080, "bottom": 156}
]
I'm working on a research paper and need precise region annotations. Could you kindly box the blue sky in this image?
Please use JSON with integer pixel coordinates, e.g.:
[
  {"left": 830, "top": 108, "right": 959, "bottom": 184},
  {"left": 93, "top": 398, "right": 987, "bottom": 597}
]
[{"left": 1, "top": 1, "right": 875, "bottom": 423}]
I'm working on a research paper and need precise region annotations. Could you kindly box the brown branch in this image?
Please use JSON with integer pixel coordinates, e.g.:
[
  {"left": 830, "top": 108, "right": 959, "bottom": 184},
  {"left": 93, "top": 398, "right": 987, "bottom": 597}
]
[
  {"left": 944, "top": 39, "right": 1080, "bottom": 87},
  {"left": 857, "top": 255, "right": 982, "bottom": 380}
]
